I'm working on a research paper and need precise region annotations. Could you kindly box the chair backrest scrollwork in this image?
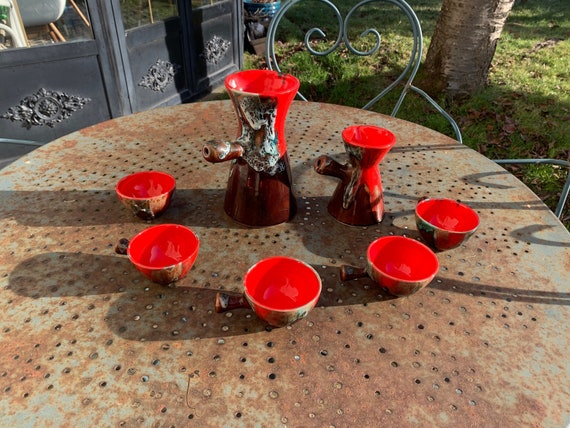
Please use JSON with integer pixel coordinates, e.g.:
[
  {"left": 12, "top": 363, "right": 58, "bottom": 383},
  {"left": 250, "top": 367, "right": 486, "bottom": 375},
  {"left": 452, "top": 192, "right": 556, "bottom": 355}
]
[{"left": 265, "top": 0, "right": 462, "bottom": 142}]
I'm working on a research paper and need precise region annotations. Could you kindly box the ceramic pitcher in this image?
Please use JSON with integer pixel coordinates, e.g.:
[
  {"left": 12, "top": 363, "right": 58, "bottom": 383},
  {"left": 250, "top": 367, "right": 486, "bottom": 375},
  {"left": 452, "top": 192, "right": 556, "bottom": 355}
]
[
  {"left": 314, "top": 125, "right": 396, "bottom": 225},
  {"left": 203, "top": 69, "right": 300, "bottom": 227}
]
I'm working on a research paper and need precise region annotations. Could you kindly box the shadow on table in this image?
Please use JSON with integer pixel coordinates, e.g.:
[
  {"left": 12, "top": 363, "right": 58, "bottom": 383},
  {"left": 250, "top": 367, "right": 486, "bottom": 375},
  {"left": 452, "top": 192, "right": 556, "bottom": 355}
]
[
  {"left": 463, "top": 170, "right": 531, "bottom": 190},
  {"left": 0, "top": 169, "right": 566, "bottom": 255},
  {"left": 103, "top": 264, "right": 395, "bottom": 342},
  {"left": 290, "top": 194, "right": 424, "bottom": 261},
  {"left": 0, "top": 188, "right": 229, "bottom": 228},
  {"left": 8, "top": 250, "right": 570, "bottom": 344},
  {"left": 291, "top": 160, "right": 570, "bottom": 258},
  {"left": 431, "top": 276, "right": 570, "bottom": 306},
  {"left": 7, "top": 252, "right": 392, "bottom": 340},
  {"left": 7, "top": 251, "right": 129, "bottom": 297}
]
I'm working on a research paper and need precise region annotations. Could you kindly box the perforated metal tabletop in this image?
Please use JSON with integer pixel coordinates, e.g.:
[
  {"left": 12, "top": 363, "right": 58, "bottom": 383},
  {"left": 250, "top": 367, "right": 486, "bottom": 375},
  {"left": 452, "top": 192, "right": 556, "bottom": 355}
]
[{"left": 0, "top": 101, "right": 569, "bottom": 427}]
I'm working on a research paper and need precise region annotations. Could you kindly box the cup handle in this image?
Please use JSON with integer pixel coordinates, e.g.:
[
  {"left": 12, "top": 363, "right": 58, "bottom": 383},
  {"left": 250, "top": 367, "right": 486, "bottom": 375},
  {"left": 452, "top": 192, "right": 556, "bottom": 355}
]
[
  {"left": 115, "top": 238, "right": 130, "bottom": 255},
  {"left": 215, "top": 292, "right": 250, "bottom": 313},
  {"left": 340, "top": 265, "right": 368, "bottom": 282}
]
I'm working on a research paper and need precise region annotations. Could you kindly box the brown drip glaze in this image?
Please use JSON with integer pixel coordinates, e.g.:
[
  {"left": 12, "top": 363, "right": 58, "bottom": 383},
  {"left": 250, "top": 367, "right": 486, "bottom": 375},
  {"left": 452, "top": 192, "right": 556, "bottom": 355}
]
[{"left": 223, "top": 154, "right": 296, "bottom": 227}]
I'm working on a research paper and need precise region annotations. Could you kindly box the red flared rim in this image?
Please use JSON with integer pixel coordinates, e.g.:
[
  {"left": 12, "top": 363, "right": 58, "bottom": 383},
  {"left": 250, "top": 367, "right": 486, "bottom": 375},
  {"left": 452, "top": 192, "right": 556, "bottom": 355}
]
[
  {"left": 416, "top": 198, "right": 480, "bottom": 233},
  {"left": 367, "top": 236, "right": 439, "bottom": 282},
  {"left": 116, "top": 171, "right": 176, "bottom": 200},
  {"left": 225, "top": 69, "right": 300, "bottom": 96},
  {"left": 342, "top": 125, "right": 396, "bottom": 150},
  {"left": 128, "top": 224, "right": 199, "bottom": 270},
  {"left": 244, "top": 256, "right": 322, "bottom": 311}
]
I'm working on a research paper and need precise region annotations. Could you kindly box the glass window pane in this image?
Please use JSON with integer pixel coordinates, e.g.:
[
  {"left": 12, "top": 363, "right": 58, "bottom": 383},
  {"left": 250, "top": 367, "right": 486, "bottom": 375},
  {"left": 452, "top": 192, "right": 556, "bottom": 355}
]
[
  {"left": 0, "top": 0, "right": 93, "bottom": 49},
  {"left": 121, "top": 0, "right": 178, "bottom": 30}
]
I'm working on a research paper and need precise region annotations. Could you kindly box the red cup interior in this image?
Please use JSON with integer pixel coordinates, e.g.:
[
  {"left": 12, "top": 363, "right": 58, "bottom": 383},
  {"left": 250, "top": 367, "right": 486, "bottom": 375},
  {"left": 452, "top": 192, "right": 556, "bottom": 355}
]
[
  {"left": 128, "top": 224, "right": 199, "bottom": 269},
  {"left": 416, "top": 198, "right": 479, "bottom": 233},
  {"left": 244, "top": 256, "right": 321, "bottom": 311},
  {"left": 116, "top": 171, "right": 175, "bottom": 199},
  {"left": 342, "top": 125, "right": 396, "bottom": 150},
  {"left": 368, "top": 236, "right": 438, "bottom": 282},
  {"left": 225, "top": 69, "right": 300, "bottom": 96}
]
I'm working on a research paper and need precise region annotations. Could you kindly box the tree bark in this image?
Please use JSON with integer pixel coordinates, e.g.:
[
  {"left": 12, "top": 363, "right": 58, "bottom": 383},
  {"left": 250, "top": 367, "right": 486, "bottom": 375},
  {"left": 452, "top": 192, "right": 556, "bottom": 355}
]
[{"left": 424, "top": 0, "right": 515, "bottom": 99}]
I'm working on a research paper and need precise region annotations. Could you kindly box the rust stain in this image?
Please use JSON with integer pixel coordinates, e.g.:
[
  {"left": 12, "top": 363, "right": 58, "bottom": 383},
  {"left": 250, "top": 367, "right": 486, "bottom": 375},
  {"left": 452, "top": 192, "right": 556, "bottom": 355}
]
[{"left": 61, "top": 139, "right": 79, "bottom": 149}]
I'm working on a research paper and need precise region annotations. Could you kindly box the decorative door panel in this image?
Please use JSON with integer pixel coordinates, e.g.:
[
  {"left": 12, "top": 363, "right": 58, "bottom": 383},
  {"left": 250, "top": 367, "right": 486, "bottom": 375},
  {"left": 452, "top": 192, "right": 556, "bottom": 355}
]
[
  {"left": 125, "top": 17, "right": 189, "bottom": 112},
  {"left": 0, "top": 0, "right": 242, "bottom": 146},
  {"left": 0, "top": 47, "right": 110, "bottom": 142},
  {"left": 0, "top": 1, "right": 106, "bottom": 143},
  {"left": 119, "top": 1, "right": 190, "bottom": 113},
  {"left": 190, "top": 0, "right": 242, "bottom": 95}
]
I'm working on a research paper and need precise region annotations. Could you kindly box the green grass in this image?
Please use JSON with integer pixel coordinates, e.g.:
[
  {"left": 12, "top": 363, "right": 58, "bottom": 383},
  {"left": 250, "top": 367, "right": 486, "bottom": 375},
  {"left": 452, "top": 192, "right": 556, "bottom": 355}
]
[{"left": 244, "top": 0, "right": 570, "bottom": 228}]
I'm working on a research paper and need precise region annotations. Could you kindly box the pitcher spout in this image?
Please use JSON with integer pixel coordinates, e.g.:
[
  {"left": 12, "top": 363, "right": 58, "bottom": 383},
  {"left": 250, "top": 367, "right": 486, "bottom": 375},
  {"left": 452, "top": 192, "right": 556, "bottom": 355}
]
[
  {"left": 314, "top": 155, "right": 350, "bottom": 180},
  {"left": 203, "top": 140, "right": 244, "bottom": 163}
]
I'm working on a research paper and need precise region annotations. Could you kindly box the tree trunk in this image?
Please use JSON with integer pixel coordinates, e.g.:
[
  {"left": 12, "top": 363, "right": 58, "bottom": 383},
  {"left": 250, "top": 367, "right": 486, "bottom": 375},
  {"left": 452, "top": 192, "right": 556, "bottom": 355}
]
[{"left": 424, "top": 0, "right": 515, "bottom": 99}]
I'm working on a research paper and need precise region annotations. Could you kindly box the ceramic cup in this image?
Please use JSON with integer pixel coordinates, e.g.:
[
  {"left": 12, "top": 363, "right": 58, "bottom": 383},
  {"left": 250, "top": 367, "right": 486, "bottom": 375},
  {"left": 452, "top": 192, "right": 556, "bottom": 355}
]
[
  {"left": 116, "top": 224, "right": 199, "bottom": 286},
  {"left": 415, "top": 197, "right": 480, "bottom": 251},
  {"left": 215, "top": 256, "right": 322, "bottom": 327},
  {"left": 116, "top": 171, "right": 176, "bottom": 220},
  {"left": 340, "top": 236, "right": 439, "bottom": 296}
]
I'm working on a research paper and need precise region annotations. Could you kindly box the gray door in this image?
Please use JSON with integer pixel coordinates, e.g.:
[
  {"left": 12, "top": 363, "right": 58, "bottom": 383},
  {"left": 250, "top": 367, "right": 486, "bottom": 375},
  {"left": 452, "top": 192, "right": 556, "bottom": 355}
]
[
  {"left": 118, "top": 0, "right": 242, "bottom": 113},
  {"left": 0, "top": 0, "right": 242, "bottom": 144}
]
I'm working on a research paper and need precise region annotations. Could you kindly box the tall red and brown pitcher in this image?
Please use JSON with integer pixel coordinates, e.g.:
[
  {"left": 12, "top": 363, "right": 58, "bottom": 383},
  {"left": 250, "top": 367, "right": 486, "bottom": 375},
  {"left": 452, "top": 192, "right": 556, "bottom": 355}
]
[{"left": 203, "top": 70, "right": 300, "bottom": 227}]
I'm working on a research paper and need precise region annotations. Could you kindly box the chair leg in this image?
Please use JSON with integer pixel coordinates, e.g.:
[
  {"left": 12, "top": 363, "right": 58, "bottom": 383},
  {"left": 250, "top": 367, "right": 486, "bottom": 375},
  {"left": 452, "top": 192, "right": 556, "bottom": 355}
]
[
  {"left": 494, "top": 158, "right": 570, "bottom": 219},
  {"left": 554, "top": 169, "right": 570, "bottom": 218},
  {"left": 410, "top": 85, "right": 463, "bottom": 144}
]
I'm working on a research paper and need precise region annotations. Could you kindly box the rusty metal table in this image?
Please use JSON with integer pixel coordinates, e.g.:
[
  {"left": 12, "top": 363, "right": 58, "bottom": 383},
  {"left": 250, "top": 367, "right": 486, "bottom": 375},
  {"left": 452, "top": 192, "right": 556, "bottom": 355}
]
[{"left": 0, "top": 100, "right": 569, "bottom": 427}]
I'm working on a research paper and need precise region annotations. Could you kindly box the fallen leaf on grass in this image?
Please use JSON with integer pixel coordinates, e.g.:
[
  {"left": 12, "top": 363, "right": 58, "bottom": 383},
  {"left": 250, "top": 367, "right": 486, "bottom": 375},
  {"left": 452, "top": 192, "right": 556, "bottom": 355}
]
[{"left": 501, "top": 121, "right": 517, "bottom": 135}]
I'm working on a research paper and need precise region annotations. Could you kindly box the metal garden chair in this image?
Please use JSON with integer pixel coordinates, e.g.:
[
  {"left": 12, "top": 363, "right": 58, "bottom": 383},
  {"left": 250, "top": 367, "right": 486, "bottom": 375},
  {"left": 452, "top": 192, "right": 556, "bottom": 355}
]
[
  {"left": 266, "top": 0, "right": 569, "bottom": 219},
  {"left": 265, "top": 0, "right": 463, "bottom": 143},
  {"left": 493, "top": 157, "right": 569, "bottom": 219}
]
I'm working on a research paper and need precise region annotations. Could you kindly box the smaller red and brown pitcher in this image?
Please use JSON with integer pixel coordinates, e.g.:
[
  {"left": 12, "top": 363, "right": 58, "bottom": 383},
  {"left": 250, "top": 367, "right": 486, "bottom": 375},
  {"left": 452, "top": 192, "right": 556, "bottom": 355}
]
[{"left": 314, "top": 125, "right": 396, "bottom": 226}]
